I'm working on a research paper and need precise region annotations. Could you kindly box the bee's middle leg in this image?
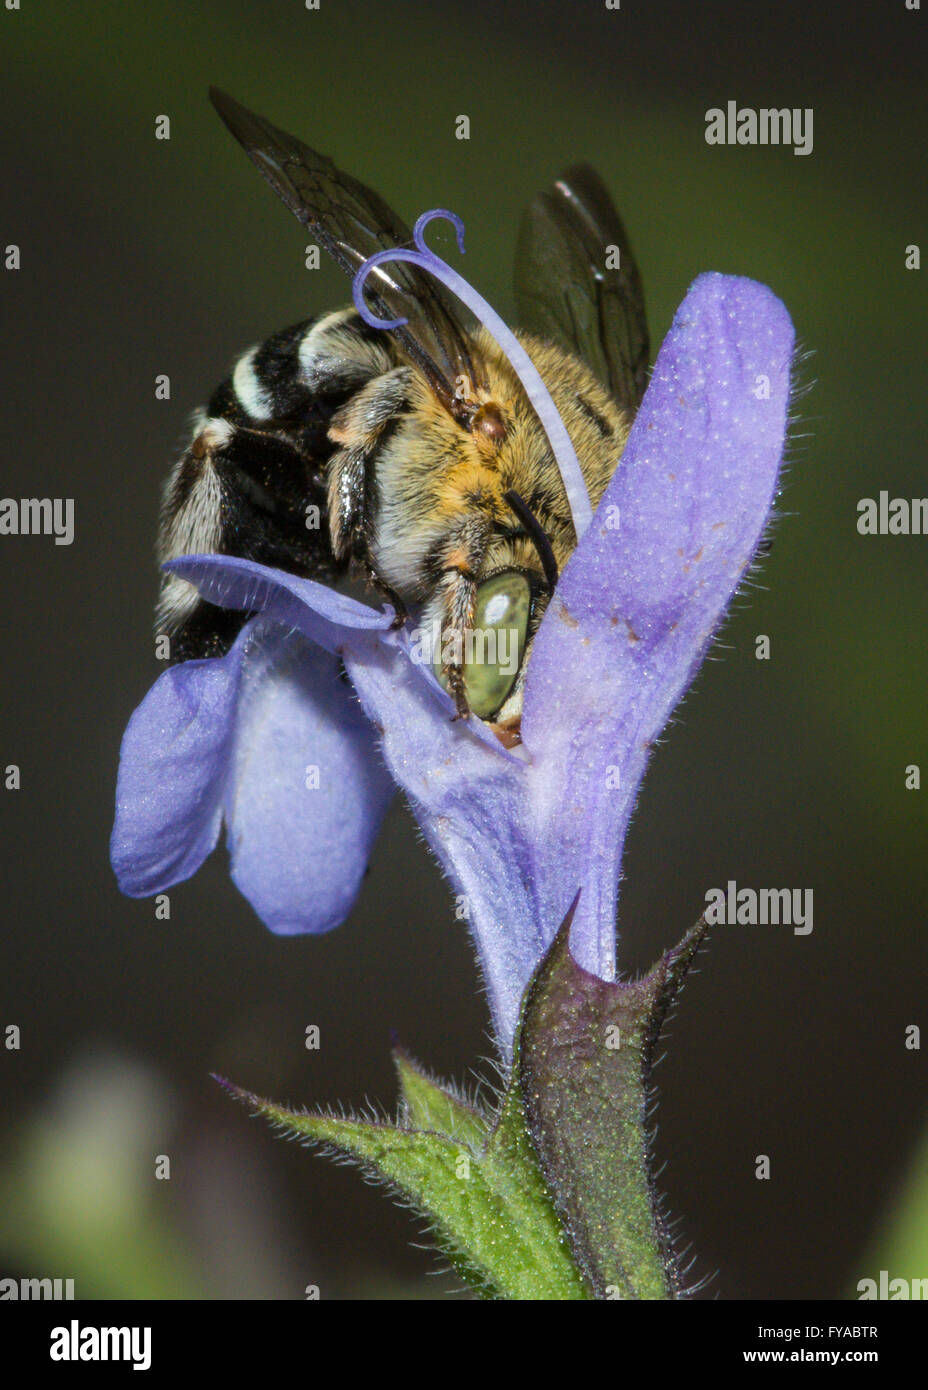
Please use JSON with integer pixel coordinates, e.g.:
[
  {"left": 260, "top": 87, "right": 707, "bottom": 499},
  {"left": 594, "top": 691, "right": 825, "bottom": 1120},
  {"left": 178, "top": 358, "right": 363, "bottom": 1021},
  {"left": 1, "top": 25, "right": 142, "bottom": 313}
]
[
  {"left": 327, "top": 442, "right": 408, "bottom": 626},
  {"left": 327, "top": 368, "right": 411, "bottom": 626}
]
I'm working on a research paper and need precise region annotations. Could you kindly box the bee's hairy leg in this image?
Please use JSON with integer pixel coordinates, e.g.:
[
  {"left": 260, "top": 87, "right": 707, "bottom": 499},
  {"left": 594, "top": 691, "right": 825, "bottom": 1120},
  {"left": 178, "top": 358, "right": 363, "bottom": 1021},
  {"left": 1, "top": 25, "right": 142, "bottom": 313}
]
[
  {"left": 437, "top": 565, "right": 480, "bottom": 721},
  {"left": 329, "top": 442, "right": 408, "bottom": 624},
  {"left": 326, "top": 368, "right": 412, "bottom": 556},
  {"left": 327, "top": 366, "right": 414, "bottom": 624},
  {"left": 327, "top": 443, "right": 368, "bottom": 562},
  {"left": 448, "top": 672, "right": 470, "bottom": 721},
  {"left": 418, "top": 513, "right": 494, "bottom": 721}
]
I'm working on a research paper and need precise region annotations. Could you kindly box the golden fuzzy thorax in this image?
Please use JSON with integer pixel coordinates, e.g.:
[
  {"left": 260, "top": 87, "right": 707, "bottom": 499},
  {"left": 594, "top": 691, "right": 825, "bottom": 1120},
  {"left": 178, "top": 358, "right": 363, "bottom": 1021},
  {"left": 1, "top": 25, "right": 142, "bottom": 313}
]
[
  {"left": 341, "top": 326, "right": 632, "bottom": 735},
  {"left": 371, "top": 328, "right": 630, "bottom": 601}
]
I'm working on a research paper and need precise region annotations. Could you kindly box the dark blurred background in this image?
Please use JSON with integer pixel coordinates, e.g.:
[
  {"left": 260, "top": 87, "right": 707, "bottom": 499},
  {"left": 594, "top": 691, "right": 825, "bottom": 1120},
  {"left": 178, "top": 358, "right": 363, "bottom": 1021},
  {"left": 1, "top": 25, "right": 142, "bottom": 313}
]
[{"left": 1, "top": 0, "right": 925, "bottom": 1299}]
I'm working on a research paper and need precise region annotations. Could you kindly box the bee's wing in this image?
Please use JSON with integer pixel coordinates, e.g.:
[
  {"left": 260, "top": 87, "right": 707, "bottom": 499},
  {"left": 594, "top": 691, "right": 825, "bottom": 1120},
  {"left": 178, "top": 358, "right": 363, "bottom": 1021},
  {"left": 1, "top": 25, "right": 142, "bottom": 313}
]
[
  {"left": 514, "top": 164, "right": 649, "bottom": 413},
  {"left": 209, "top": 88, "right": 487, "bottom": 414}
]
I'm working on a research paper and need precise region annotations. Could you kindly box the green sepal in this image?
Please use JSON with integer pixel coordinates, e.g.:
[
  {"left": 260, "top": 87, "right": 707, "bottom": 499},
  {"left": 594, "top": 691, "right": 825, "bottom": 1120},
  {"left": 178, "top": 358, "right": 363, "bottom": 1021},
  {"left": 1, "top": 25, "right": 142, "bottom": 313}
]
[
  {"left": 518, "top": 902, "right": 710, "bottom": 1299},
  {"left": 392, "top": 1046, "right": 488, "bottom": 1151},
  {"left": 216, "top": 1058, "right": 590, "bottom": 1300}
]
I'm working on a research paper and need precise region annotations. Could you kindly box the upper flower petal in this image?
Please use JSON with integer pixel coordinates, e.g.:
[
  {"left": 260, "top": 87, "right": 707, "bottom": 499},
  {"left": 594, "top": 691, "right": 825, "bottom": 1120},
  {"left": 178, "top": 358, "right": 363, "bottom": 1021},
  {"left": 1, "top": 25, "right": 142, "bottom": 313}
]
[{"left": 521, "top": 272, "right": 795, "bottom": 976}]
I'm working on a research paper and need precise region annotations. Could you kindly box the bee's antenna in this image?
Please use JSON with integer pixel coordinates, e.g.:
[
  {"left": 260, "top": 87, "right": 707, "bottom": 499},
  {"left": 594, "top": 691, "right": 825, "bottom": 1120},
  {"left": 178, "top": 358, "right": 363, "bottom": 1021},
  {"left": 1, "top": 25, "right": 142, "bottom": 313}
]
[{"left": 504, "top": 489, "right": 559, "bottom": 594}]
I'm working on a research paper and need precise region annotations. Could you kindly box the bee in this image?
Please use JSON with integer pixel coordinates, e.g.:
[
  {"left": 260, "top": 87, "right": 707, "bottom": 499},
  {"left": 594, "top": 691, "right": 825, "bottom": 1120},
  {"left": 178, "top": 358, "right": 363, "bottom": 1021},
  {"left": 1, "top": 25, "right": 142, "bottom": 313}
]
[{"left": 158, "top": 89, "right": 649, "bottom": 743}]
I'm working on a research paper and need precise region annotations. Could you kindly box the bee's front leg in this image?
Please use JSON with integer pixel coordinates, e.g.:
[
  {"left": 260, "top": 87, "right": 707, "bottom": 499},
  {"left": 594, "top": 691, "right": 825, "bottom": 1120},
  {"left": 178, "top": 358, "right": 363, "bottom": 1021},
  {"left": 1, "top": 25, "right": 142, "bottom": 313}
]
[{"left": 437, "top": 566, "right": 478, "bottom": 720}]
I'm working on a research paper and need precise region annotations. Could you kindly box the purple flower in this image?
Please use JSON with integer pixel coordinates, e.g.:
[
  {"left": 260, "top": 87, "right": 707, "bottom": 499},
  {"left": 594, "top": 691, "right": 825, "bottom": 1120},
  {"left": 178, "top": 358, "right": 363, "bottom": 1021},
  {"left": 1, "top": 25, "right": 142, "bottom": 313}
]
[{"left": 112, "top": 269, "right": 793, "bottom": 1054}]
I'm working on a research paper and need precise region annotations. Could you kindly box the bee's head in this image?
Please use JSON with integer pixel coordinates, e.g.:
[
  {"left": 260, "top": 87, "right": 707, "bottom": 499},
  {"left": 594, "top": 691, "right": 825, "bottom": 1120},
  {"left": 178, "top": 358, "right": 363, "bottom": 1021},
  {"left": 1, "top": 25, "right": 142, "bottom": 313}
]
[{"left": 428, "top": 560, "right": 551, "bottom": 743}]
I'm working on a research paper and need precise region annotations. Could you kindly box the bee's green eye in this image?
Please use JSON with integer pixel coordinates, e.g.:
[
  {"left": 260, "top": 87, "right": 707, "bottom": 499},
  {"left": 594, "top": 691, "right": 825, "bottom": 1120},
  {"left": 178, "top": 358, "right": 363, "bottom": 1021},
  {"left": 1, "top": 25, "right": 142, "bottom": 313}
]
[{"left": 434, "top": 572, "right": 532, "bottom": 719}]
